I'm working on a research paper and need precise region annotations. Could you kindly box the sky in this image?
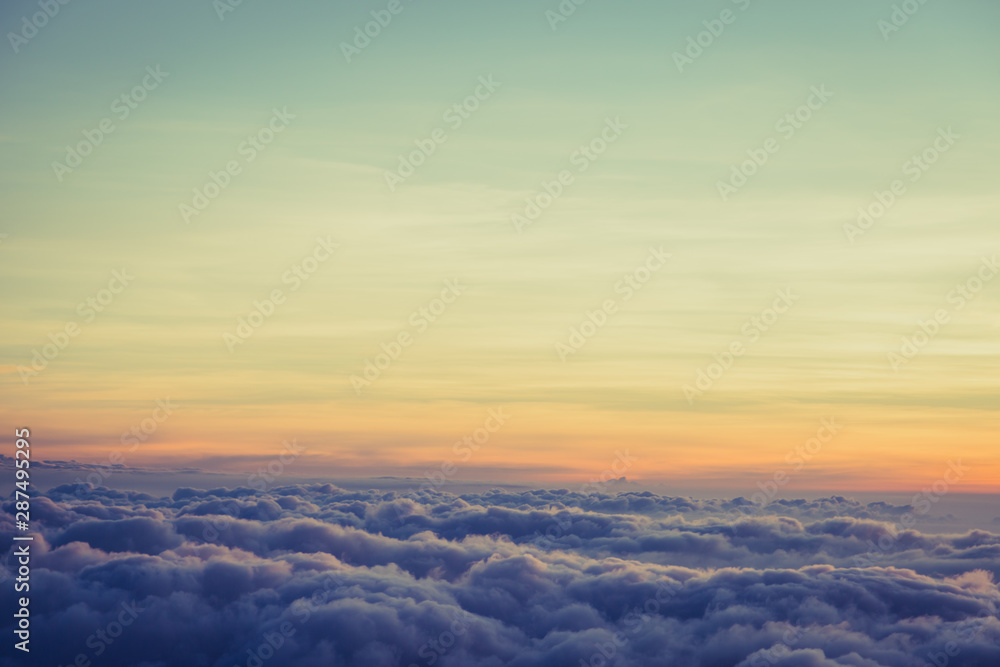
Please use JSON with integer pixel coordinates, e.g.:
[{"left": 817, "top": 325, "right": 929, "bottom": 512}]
[{"left": 1, "top": 0, "right": 999, "bottom": 494}]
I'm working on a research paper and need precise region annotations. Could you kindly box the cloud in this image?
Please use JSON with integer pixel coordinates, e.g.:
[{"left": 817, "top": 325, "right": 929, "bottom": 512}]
[{"left": 1, "top": 484, "right": 998, "bottom": 666}]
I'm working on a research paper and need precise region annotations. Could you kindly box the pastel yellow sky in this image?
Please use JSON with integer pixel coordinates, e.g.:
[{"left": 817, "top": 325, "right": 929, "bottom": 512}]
[{"left": 1, "top": 0, "right": 998, "bottom": 494}]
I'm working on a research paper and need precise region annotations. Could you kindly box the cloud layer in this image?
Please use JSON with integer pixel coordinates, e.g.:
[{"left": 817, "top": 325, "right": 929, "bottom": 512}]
[{"left": 2, "top": 484, "right": 998, "bottom": 666}]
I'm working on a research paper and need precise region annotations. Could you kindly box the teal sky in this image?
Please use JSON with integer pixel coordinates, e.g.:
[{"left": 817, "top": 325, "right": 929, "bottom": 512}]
[{"left": 1, "top": 0, "right": 998, "bottom": 491}]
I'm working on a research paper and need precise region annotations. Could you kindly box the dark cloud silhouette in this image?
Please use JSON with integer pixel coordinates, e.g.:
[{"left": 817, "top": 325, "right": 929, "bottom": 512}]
[{"left": 1, "top": 484, "right": 998, "bottom": 666}]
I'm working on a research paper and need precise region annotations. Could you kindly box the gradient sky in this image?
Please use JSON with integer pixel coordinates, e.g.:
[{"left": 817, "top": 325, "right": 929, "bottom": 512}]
[{"left": 1, "top": 0, "right": 998, "bottom": 493}]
